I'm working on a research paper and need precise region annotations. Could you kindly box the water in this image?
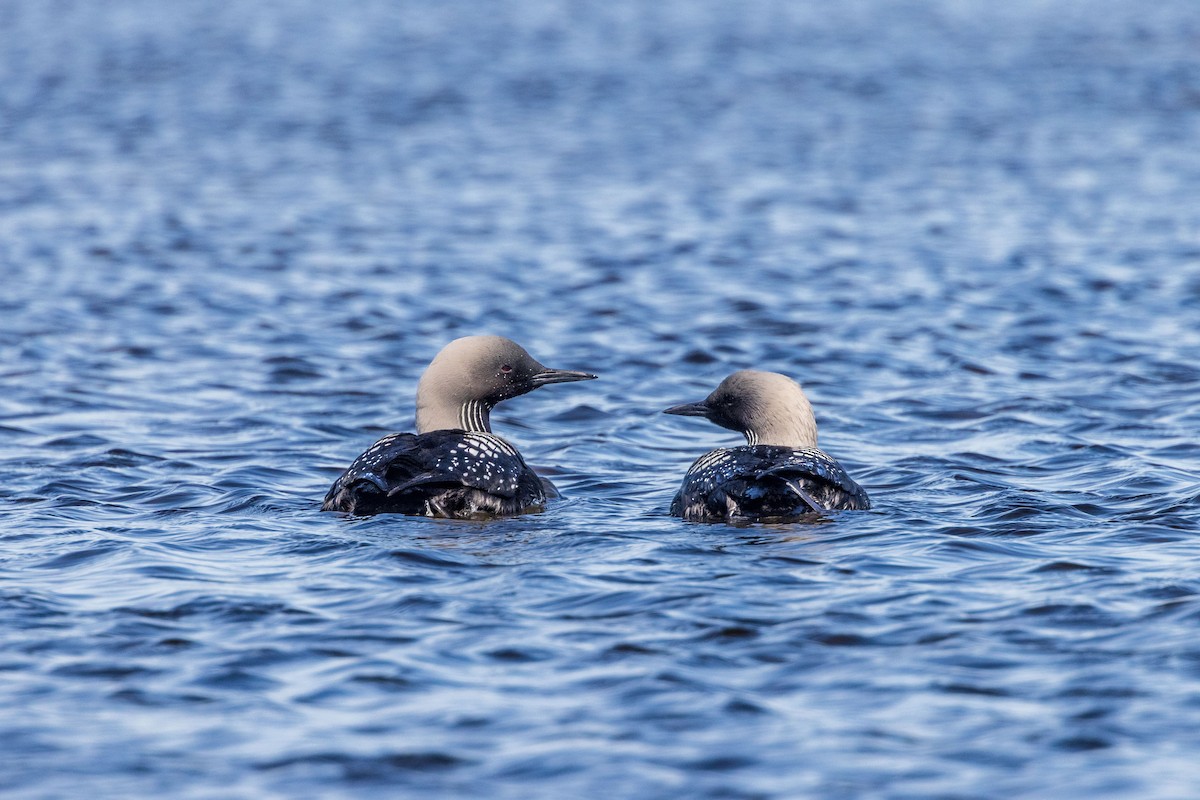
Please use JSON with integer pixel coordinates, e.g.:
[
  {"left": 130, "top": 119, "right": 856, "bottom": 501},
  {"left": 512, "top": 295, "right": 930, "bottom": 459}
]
[{"left": 2, "top": 0, "right": 1200, "bottom": 796}]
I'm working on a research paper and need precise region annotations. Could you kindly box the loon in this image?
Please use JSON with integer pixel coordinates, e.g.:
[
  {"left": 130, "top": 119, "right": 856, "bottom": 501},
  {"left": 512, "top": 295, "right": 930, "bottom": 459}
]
[
  {"left": 664, "top": 370, "right": 870, "bottom": 522},
  {"left": 322, "top": 336, "right": 596, "bottom": 518}
]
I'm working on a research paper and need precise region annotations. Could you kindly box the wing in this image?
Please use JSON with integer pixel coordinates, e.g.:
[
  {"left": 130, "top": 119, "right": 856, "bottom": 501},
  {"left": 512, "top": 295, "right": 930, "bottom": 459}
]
[
  {"left": 322, "top": 430, "right": 543, "bottom": 515},
  {"left": 322, "top": 432, "right": 420, "bottom": 513},
  {"left": 671, "top": 446, "right": 870, "bottom": 521},
  {"left": 756, "top": 448, "right": 871, "bottom": 511},
  {"left": 670, "top": 449, "right": 755, "bottom": 521}
]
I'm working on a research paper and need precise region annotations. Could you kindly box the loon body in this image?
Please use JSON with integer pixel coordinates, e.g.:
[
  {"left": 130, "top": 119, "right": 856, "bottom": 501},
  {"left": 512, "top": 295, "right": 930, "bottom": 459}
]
[
  {"left": 665, "top": 370, "right": 870, "bottom": 522},
  {"left": 322, "top": 336, "right": 595, "bottom": 518}
]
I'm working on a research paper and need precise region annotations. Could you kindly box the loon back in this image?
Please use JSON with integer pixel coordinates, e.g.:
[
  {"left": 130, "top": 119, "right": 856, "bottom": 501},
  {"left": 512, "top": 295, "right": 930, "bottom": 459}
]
[
  {"left": 670, "top": 445, "right": 871, "bottom": 522},
  {"left": 322, "top": 430, "right": 547, "bottom": 518}
]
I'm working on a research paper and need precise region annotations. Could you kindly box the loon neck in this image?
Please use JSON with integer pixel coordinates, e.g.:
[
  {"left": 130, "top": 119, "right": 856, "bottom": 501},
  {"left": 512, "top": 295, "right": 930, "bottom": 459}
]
[
  {"left": 415, "top": 399, "right": 493, "bottom": 434},
  {"left": 741, "top": 423, "right": 817, "bottom": 449},
  {"left": 456, "top": 400, "right": 493, "bottom": 434}
]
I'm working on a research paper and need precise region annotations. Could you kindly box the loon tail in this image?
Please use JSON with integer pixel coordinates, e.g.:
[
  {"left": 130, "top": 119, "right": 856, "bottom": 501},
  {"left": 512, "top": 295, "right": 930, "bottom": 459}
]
[
  {"left": 386, "top": 471, "right": 453, "bottom": 497},
  {"left": 783, "top": 480, "right": 826, "bottom": 513}
]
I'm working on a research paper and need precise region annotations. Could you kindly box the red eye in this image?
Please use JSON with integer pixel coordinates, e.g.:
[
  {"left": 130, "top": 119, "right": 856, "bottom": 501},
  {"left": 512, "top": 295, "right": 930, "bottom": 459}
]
[{"left": 500, "top": 364, "right": 512, "bottom": 374}]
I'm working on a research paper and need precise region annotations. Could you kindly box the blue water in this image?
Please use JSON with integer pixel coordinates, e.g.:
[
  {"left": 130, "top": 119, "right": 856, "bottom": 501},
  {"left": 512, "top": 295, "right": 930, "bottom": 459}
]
[{"left": 3, "top": 0, "right": 1200, "bottom": 796}]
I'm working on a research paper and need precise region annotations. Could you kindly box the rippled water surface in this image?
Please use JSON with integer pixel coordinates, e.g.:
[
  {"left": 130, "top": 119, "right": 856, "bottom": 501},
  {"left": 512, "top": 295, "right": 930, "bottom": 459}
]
[{"left": 3, "top": 1, "right": 1200, "bottom": 797}]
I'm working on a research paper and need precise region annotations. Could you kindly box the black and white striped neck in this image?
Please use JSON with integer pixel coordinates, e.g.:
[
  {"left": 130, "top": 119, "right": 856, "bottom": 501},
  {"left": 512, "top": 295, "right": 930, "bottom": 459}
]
[{"left": 456, "top": 399, "right": 494, "bottom": 433}]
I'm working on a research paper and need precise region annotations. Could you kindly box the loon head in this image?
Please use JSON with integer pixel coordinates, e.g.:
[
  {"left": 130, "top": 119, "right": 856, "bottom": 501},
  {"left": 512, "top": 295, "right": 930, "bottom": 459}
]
[
  {"left": 664, "top": 370, "right": 818, "bottom": 448},
  {"left": 415, "top": 336, "right": 596, "bottom": 434}
]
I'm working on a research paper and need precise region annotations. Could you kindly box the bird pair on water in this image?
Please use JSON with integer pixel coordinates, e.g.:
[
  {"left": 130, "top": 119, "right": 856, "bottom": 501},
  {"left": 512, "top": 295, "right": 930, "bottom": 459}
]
[{"left": 322, "top": 336, "right": 871, "bottom": 522}]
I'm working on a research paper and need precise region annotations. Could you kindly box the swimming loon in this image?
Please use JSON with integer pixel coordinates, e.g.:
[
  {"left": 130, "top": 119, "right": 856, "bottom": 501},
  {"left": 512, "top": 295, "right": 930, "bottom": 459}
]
[
  {"left": 664, "top": 370, "right": 870, "bottom": 522},
  {"left": 322, "top": 336, "right": 596, "bottom": 518}
]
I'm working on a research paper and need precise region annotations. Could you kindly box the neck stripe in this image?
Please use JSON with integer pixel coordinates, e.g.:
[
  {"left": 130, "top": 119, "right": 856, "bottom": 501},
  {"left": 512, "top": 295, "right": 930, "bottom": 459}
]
[{"left": 458, "top": 400, "right": 492, "bottom": 433}]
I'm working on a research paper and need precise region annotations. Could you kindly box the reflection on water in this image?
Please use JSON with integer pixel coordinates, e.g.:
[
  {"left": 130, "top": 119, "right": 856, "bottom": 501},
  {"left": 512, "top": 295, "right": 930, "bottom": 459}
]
[{"left": 3, "top": 0, "right": 1200, "bottom": 797}]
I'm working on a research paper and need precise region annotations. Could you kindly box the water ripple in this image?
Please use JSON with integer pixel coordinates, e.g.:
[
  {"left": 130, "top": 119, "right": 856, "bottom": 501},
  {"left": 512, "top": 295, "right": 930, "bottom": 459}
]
[{"left": 3, "top": 0, "right": 1200, "bottom": 797}]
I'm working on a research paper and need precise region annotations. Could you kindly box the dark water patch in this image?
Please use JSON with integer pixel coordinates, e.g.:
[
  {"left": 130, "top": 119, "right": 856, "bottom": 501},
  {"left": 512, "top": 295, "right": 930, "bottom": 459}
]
[
  {"left": 1031, "top": 560, "right": 1119, "bottom": 574},
  {"left": 79, "top": 448, "right": 166, "bottom": 468},
  {"left": 687, "top": 755, "right": 757, "bottom": 772},
  {"left": 1135, "top": 583, "right": 1198, "bottom": 600},
  {"left": 937, "top": 682, "right": 1010, "bottom": 697},
  {"left": 350, "top": 673, "right": 417, "bottom": 692},
  {"left": 109, "top": 688, "right": 215, "bottom": 707},
  {"left": 41, "top": 433, "right": 109, "bottom": 448},
  {"left": 1054, "top": 736, "right": 1113, "bottom": 752},
  {"left": 132, "top": 564, "right": 205, "bottom": 581},
  {"left": 31, "top": 542, "right": 125, "bottom": 570},
  {"left": 485, "top": 646, "right": 555, "bottom": 663},
  {"left": 116, "top": 598, "right": 318, "bottom": 623},
  {"left": 191, "top": 668, "right": 281, "bottom": 693},
  {"left": 51, "top": 662, "right": 160, "bottom": 680},
  {"left": 386, "top": 548, "right": 478, "bottom": 569},
  {"left": 258, "top": 750, "right": 471, "bottom": 779}
]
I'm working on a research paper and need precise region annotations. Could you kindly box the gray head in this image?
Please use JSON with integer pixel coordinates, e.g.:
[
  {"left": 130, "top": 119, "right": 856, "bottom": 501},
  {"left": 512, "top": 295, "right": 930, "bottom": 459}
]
[
  {"left": 664, "top": 370, "right": 818, "bottom": 448},
  {"left": 415, "top": 336, "right": 596, "bottom": 434}
]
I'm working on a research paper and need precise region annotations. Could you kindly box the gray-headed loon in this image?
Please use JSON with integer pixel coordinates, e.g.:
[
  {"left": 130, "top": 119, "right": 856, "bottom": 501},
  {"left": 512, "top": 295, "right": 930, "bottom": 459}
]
[
  {"left": 665, "top": 370, "right": 870, "bottom": 522},
  {"left": 323, "top": 336, "right": 596, "bottom": 518}
]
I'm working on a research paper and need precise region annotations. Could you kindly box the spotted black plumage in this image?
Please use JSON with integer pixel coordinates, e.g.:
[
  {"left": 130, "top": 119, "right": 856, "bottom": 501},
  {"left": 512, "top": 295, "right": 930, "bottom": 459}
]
[
  {"left": 670, "top": 445, "right": 870, "bottom": 522},
  {"left": 322, "top": 430, "right": 547, "bottom": 518},
  {"left": 664, "top": 370, "right": 871, "bottom": 523},
  {"left": 322, "top": 336, "right": 595, "bottom": 518}
]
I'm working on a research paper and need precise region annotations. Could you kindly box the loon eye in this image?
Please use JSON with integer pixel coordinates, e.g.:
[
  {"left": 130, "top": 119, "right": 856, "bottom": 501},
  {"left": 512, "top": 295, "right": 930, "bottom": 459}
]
[{"left": 500, "top": 364, "right": 513, "bottom": 374}]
